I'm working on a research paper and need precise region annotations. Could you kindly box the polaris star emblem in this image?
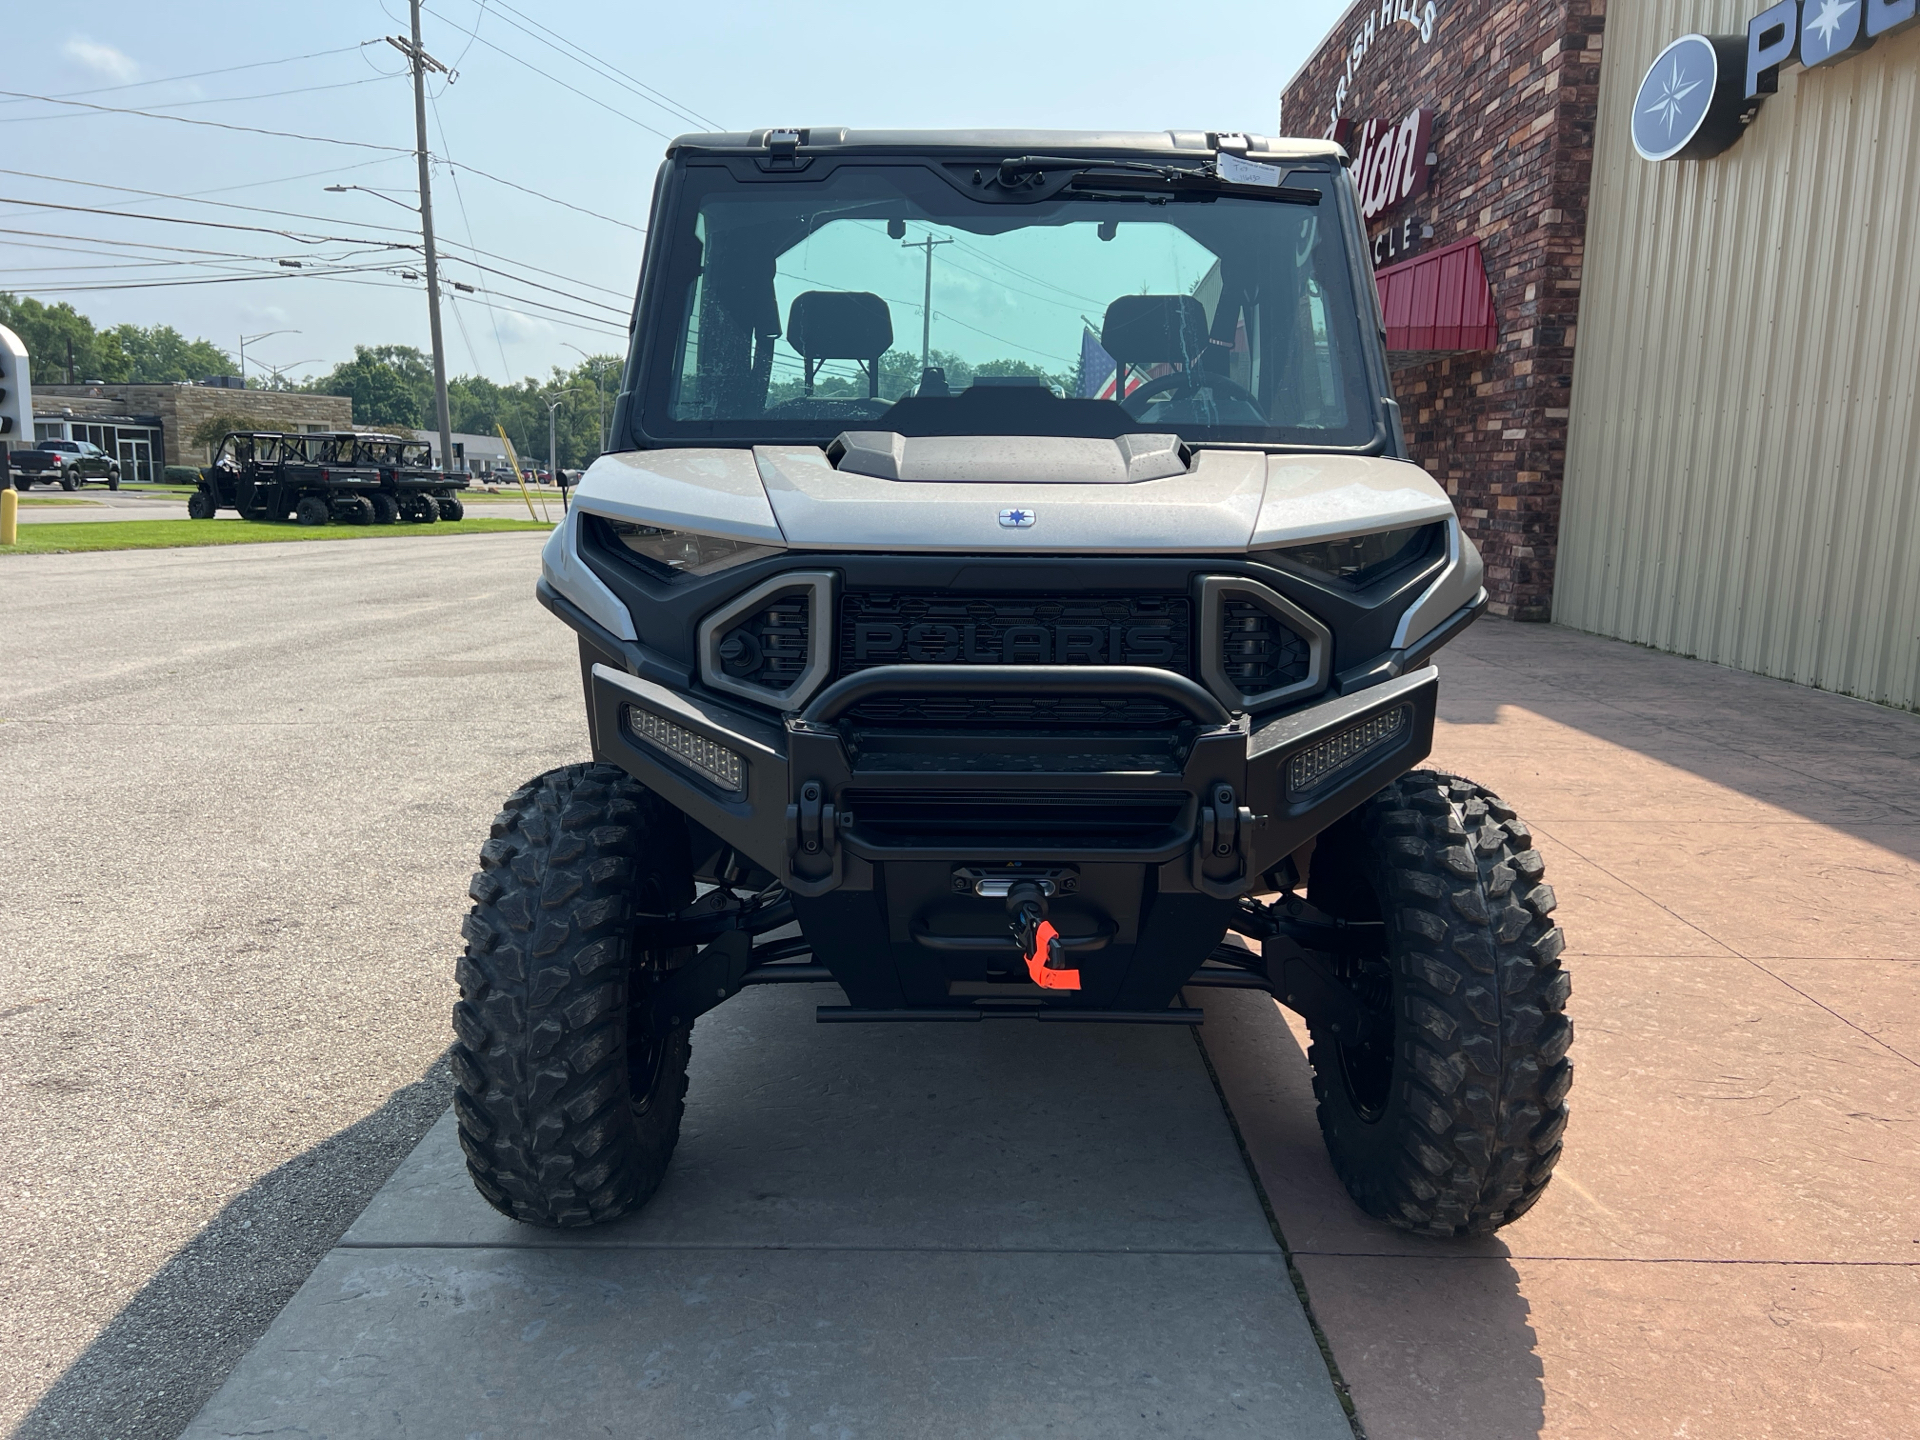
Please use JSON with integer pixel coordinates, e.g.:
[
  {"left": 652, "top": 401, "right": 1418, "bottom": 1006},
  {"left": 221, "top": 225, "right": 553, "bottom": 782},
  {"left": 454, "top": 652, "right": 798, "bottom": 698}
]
[{"left": 998, "top": 508, "right": 1036, "bottom": 528}]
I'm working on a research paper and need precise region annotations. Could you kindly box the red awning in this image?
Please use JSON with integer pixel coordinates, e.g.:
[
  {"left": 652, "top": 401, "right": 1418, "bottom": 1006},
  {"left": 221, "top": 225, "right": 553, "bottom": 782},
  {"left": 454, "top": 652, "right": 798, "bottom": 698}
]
[{"left": 1374, "top": 236, "right": 1499, "bottom": 362}]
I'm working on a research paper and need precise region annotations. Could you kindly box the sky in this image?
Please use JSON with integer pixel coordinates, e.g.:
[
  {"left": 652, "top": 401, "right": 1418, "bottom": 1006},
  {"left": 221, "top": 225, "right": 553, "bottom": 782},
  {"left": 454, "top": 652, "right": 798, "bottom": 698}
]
[{"left": 1, "top": 0, "right": 1351, "bottom": 387}]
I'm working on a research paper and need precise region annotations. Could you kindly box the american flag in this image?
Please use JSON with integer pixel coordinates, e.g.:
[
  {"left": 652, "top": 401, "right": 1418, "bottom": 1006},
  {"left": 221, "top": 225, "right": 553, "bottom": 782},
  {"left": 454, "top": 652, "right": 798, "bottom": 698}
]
[{"left": 1078, "top": 327, "right": 1119, "bottom": 400}]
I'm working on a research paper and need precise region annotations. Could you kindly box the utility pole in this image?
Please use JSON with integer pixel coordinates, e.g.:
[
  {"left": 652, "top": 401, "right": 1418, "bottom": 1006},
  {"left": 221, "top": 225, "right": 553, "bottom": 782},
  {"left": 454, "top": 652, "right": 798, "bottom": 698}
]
[
  {"left": 901, "top": 232, "right": 953, "bottom": 376},
  {"left": 390, "top": 6, "right": 453, "bottom": 479}
]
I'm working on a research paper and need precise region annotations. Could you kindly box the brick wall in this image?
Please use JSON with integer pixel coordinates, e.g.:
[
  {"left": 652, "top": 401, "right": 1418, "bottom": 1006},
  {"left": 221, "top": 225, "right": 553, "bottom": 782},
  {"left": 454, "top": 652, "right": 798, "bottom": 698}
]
[
  {"left": 1283, "top": 0, "right": 1607, "bottom": 620},
  {"left": 37, "top": 385, "right": 354, "bottom": 466}
]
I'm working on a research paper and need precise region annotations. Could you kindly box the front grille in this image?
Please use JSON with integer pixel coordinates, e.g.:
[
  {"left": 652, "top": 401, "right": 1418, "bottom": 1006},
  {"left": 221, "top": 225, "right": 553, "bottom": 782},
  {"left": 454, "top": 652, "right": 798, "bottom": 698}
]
[
  {"left": 1219, "top": 597, "right": 1313, "bottom": 699},
  {"left": 843, "top": 788, "right": 1188, "bottom": 849},
  {"left": 848, "top": 693, "right": 1185, "bottom": 730},
  {"left": 838, "top": 591, "right": 1192, "bottom": 677},
  {"left": 714, "top": 591, "right": 811, "bottom": 695}
]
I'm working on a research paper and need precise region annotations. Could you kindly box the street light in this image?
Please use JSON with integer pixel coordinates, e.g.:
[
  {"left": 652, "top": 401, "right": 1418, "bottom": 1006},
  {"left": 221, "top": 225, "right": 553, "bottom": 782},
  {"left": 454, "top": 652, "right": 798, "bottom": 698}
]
[
  {"left": 541, "top": 386, "right": 592, "bottom": 510},
  {"left": 562, "top": 343, "right": 618, "bottom": 454},
  {"left": 257, "top": 358, "right": 319, "bottom": 389},
  {"left": 238, "top": 329, "right": 298, "bottom": 386},
  {"left": 323, "top": 184, "right": 420, "bottom": 214}
]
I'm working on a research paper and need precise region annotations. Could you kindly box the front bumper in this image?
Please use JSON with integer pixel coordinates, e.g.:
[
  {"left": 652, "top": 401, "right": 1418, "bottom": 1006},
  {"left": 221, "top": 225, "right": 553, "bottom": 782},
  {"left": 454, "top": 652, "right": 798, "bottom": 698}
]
[{"left": 587, "top": 657, "right": 1438, "bottom": 899}]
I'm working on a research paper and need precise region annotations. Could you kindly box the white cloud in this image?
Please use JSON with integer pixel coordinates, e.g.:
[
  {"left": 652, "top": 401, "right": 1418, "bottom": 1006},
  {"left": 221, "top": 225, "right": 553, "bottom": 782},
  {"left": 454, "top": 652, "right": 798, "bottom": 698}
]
[
  {"left": 493, "top": 309, "right": 554, "bottom": 346},
  {"left": 62, "top": 36, "right": 140, "bottom": 84}
]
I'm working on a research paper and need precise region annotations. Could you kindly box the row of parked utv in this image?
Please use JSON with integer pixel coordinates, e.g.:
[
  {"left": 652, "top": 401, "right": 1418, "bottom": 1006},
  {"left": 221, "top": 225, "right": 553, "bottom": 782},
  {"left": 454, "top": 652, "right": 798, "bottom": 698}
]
[{"left": 189, "top": 430, "right": 470, "bottom": 526}]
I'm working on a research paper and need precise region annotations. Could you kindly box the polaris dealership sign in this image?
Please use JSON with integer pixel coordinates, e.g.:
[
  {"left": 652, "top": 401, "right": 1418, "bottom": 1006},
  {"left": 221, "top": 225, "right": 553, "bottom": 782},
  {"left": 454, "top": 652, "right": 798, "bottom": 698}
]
[{"left": 1633, "top": 0, "right": 1917, "bottom": 161}]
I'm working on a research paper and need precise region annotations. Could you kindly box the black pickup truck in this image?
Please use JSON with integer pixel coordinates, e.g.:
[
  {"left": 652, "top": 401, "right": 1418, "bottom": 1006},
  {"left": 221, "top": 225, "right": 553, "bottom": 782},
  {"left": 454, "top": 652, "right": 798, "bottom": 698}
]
[{"left": 10, "top": 439, "right": 121, "bottom": 491}]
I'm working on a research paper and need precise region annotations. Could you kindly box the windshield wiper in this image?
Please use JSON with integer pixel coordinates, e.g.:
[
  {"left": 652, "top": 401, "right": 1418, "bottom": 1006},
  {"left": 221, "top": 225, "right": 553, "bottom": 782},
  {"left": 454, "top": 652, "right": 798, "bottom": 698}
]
[{"left": 993, "top": 155, "right": 1321, "bottom": 204}]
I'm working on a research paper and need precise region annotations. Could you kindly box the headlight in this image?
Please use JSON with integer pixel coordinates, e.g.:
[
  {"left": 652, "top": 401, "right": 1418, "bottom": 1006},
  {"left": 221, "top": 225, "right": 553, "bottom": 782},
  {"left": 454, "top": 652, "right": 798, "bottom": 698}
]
[
  {"left": 607, "top": 520, "right": 782, "bottom": 577},
  {"left": 1270, "top": 525, "right": 1435, "bottom": 585}
]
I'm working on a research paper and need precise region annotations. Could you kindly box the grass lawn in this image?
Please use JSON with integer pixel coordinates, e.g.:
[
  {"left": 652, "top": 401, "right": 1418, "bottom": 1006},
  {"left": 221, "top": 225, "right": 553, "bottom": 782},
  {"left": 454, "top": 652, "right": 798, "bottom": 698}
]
[
  {"left": 2, "top": 517, "right": 553, "bottom": 555},
  {"left": 16, "top": 496, "right": 102, "bottom": 507}
]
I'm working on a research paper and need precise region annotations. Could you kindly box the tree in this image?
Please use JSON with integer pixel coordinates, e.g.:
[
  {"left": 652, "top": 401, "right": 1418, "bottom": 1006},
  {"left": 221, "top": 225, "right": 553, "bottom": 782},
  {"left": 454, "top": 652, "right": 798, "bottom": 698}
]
[
  {"left": 309, "top": 345, "right": 432, "bottom": 428},
  {"left": 0, "top": 295, "right": 237, "bottom": 384},
  {"left": 189, "top": 412, "right": 258, "bottom": 453},
  {"left": 0, "top": 294, "right": 113, "bottom": 382},
  {"left": 104, "top": 323, "right": 234, "bottom": 383}
]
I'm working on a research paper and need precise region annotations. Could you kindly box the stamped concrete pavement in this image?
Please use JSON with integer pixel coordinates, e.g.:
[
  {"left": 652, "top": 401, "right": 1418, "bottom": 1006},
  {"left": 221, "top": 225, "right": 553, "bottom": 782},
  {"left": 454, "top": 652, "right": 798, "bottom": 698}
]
[{"left": 1206, "top": 623, "right": 1920, "bottom": 1439}]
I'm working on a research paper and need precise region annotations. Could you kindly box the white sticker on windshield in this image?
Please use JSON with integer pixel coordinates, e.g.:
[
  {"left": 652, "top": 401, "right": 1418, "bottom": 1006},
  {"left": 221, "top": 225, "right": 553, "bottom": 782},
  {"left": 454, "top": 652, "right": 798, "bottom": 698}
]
[{"left": 1217, "top": 152, "right": 1283, "bottom": 187}]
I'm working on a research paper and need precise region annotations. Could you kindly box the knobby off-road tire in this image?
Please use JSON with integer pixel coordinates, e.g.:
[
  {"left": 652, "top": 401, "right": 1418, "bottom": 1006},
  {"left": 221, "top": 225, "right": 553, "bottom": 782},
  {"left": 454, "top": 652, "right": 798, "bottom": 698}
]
[
  {"left": 294, "top": 496, "right": 329, "bottom": 527},
  {"left": 453, "top": 763, "right": 696, "bottom": 1227},
  {"left": 187, "top": 489, "right": 216, "bottom": 520},
  {"left": 370, "top": 493, "right": 399, "bottom": 524},
  {"left": 1306, "top": 769, "right": 1571, "bottom": 1236},
  {"left": 437, "top": 495, "right": 464, "bottom": 521}
]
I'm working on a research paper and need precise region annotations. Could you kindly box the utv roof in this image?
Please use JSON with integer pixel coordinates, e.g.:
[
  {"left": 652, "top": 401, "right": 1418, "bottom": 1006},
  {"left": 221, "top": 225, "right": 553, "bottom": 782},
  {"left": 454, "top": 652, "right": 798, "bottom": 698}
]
[{"left": 667, "top": 129, "right": 1347, "bottom": 162}]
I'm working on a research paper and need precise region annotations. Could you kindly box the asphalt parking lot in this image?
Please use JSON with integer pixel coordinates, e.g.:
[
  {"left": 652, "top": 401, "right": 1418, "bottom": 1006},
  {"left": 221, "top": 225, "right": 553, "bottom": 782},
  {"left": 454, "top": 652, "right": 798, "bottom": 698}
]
[
  {"left": 0, "top": 534, "right": 583, "bottom": 1438},
  {"left": 4, "top": 533, "right": 1917, "bottom": 1438}
]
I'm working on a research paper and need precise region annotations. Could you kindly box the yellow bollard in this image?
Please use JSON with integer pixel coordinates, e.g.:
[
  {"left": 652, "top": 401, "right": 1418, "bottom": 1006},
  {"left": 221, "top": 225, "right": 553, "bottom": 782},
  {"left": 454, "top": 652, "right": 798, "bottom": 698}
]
[{"left": 1, "top": 483, "right": 17, "bottom": 546}]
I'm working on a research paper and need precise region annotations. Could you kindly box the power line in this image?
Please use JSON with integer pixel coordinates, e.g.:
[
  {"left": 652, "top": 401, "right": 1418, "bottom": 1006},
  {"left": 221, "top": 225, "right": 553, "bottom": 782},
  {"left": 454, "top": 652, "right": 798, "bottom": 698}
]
[
  {"left": 18, "top": 262, "right": 422, "bottom": 295},
  {"left": 439, "top": 255, "right": 626, "bottom": 315},
  {"left": 431, "top": 91, "right": 516, "bottom": 381},
  {"left": 305, "top": 273, "right": 627, "bottom": 339},
  {"left": 0, "top": 195, "right": 412, "bottom": 249},
  {"left": 419, "top": 5, "right": 674, "bottom": 141},
  {"left": 444, "top": 0, "right": 492, "bottom": 74},
  {"left": 440, "top": 160, "right": 645, "bottom": 232},
  {"left": 0, "top": 44, "right": 379, "bottom": 107},
  {"left": 104, "top": 75, "right": 401, "bottom": 115},
  {"left": 455, "top": 0, "right": 722, "bottom": 131},
  {"left": 0, "top": 225, "right": 377, "bottom": 263},
  {"left": 0, "top": 167, "right": 632, "bottom": 296},
  {"left": 0, "top": 89, "right": 414, "bottom": 154}
]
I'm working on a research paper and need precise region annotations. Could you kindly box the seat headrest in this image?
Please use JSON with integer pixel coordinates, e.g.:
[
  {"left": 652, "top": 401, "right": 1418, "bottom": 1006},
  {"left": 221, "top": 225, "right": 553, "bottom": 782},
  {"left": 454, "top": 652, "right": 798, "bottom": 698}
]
[
  {"left": 787, "top": 291, "right": 894, "bottom": 360},
  {"left": 1100, "top": 294, "right": 1209, "bottom": 368}
]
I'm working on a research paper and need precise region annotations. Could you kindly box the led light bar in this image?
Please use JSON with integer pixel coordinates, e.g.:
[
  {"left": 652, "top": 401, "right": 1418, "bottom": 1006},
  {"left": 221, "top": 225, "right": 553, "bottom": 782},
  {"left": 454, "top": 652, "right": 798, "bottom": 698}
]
[
  {"left": 624, "top": 705, "right": 744, "bottom": 793},
  {"left": 1287, "top": 705, "right": 1410, "bottom": 795}
]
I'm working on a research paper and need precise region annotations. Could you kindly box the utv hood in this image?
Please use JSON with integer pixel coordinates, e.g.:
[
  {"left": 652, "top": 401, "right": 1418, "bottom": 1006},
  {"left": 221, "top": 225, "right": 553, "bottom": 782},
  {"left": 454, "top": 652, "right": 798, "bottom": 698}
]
[{"left": 570, "top": 441, "right": 1458, "bottom": 555}]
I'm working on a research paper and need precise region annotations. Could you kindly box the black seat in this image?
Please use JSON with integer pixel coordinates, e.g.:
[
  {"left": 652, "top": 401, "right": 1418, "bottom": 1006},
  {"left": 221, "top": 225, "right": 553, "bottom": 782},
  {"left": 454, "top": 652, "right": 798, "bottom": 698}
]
[
  {"left": 787, "top": 291, "right": 893, "bottom": 398},
  {"left": 1099, "top": 294, "right": 1209, "bottom": 373}
]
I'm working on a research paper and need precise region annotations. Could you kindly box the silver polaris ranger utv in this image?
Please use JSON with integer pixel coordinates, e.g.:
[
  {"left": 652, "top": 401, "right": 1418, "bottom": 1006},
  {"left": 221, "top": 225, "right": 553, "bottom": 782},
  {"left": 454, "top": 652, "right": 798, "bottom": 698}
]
[{"left": 454, "top": 128, "right": 1571, "bottom": 1237}]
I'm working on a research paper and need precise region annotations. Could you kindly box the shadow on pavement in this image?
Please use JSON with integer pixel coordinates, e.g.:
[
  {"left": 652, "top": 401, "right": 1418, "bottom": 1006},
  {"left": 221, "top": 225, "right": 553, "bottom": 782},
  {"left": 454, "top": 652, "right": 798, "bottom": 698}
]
[
  {"left": 1199, "top": 987, "right": 1547, "bottom": 1440},
  {"left": 1443, "top": 620, "right": 1920, "bottom": 863},
  {"left": 15, "top": 1058, "right": 453, "bottom": 1440}
]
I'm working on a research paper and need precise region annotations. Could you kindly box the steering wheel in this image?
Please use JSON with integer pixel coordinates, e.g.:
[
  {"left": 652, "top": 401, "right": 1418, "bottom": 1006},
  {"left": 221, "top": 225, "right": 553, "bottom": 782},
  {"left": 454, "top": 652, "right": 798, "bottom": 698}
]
[{"left": 1121, "top": 369, "right": 1264, "bottom": 419}]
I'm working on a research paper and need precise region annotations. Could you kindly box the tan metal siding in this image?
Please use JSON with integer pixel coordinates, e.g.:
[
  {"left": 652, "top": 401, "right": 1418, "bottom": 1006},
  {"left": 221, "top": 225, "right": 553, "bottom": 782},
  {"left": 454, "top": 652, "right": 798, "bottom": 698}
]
[{"left": 1556, "top": 3, "right": 1920, "bottom": 710}]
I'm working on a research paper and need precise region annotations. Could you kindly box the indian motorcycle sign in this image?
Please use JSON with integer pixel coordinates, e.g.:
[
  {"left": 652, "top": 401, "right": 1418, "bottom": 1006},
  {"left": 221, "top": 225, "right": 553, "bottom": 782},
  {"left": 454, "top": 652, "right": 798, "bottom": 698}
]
[{"left": 1351, "top": 106, "right": 1435, "bottom": 221}]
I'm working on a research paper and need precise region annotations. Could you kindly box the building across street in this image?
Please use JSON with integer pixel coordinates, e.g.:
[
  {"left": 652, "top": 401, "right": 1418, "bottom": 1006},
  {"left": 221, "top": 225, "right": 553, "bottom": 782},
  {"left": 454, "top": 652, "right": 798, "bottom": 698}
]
[
  {"left": 32, "top": 382, "right": 353, "bottom": 474},
  {"left": 1284, "top": 0, "right": 1920, "bottom": 710},
  {"left": 407, "top": 427, "right": 510, "bottom": 477}
]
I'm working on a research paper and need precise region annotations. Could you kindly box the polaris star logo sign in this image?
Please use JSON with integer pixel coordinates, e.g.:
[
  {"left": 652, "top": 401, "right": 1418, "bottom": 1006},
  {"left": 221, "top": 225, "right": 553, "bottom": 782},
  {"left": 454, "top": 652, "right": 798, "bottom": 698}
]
[
  {"left": 998, "top": 508, "right": 1035, "bottom": 528},
  {"left": 1635, "top": 0, "right": 1916, "bottom": 162},
  {"left": 1632, "top": 35, "right": 1750, "bottom": 161}
]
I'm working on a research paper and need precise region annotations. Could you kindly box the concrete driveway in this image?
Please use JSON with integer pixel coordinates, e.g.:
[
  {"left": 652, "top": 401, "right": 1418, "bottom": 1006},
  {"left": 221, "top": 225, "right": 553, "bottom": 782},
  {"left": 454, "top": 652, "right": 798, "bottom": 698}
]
[{"left": 3, "top": 531, "right": 1916, "bottom": 1438}]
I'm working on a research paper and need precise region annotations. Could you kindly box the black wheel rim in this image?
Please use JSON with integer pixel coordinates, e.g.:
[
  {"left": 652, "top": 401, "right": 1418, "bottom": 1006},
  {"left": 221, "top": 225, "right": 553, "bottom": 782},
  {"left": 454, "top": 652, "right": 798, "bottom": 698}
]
[
  {"left": 1334, "top": 959, "right": 1396, "bottom": 1122},
  {"left": 625, "top": 950, "right": 674, "bottom": 1116}
]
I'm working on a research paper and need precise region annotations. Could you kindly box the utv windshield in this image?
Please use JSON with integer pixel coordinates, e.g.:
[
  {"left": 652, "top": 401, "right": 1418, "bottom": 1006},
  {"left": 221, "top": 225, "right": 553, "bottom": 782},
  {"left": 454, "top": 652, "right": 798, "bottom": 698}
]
[{"left": 638, "top": 160, "right": 1383, "bottom": 449}]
